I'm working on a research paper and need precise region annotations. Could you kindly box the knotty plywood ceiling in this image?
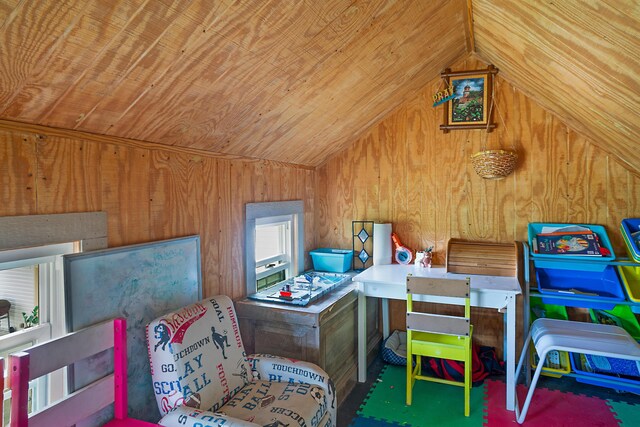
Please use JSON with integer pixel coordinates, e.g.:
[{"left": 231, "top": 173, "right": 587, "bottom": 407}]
[
  {"left": 0, "top": 0, "right": 467, "bottom": 167},
  {"left": 472, "top": 0, "right": 640, "bottom": 170},
  {"left": 1, "top": 1, "right": 638, "bottom": 169}
]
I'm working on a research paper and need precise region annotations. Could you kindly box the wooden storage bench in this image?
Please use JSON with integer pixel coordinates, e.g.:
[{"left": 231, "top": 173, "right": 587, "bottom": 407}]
[{"left": 235, "top": 284, "right": 360, "bottom": 405}]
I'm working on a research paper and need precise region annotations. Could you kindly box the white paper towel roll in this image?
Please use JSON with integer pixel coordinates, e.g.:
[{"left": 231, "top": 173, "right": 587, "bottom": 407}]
[{"left": 373, "top": 223, "right": 392, "bottom": 265}]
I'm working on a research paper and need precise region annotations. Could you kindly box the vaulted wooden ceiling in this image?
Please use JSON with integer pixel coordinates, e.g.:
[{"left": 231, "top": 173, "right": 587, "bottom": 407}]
[
  {"left": 1, "top": 1, "right": 638, "bottom": 169},
  {"left": 0, "top": 0, "right": 467, "bottom": 167},
  {"left": 473, "top": 0, "right": 640, "bottom": 171}
]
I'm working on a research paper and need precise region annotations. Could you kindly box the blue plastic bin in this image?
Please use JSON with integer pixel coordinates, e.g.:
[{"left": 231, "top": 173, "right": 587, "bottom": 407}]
[
  {"left": 310, "top": 248, "right": 353, "bottom": 273},
  {"left": 528, "top": 223, "right": 615, "bottom": 271},
  {"left": 536, "top": 266, "right": 625, "bottom": 309},
  {"left": 569, "top": 352, "right": 640, "bottom": 394},
  {"left": 620, "top": 218, "right": 640, "bottom": 263}
]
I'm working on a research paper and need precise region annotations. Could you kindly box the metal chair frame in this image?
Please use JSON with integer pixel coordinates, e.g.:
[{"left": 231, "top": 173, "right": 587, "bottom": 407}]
[{"left": 515, "top": 318, "right": 640, "bottom": 424}]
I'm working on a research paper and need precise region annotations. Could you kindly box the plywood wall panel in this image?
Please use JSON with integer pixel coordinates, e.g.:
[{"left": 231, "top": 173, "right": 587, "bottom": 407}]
[
  {"left": 362, "top": 132, "right": 379, "bottom": 226},
  {"left": 0, "top": 129, "right": 37, "bottom": 216},
  {"left": 389, "top": 107, "right": 410, "bottom": 246},
  {"left": 566, "top": 130, "right": 590, "bottom": 224},
  {"left": 36, "top": 137, "right": 102, "bottom": 214},
  {"left": 586, "top": 144, "right": 609, "bottom": 228},
  {"left": 148, "top": 151, "right": 197, "bottom": 241},
  {"left": 608, "top": 156, "right": 631, "bottom": 252},
  {"left": 215, "top": 158, "right": 233, "bottom": 297},
  {"left": 227, "top": 160, "right": 249, "bottom": 299},
  {"left": 316, "top": 54, "right": 640, "bottom": 353},
  {"left": 403, "top": 97, "right": 426, "bottom": 251},
  {"left": 511, "top": 87, "right": 537, "bottom": 239},
  {"left": 201, "top": 157, "right": 220, "bottom": 297},
  {"left": 303, "top": 168, "right": 316, "bottom": 269},
  {"left": 100, "top": 143, "right": 150, "bottom": 247},
  {"left": 1, "top": 120, "right": 315, "bottom": 301},
  {"left": 335, "top": 135, "right": 356, "bottom": 246}
]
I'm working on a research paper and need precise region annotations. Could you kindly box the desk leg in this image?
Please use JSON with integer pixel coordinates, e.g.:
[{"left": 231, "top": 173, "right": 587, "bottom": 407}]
[
  {"left": 381, "top": 298, "right": 389, "bottom": 339},
  {"left": 506, "top": 295, "right": 516, "bottom": 411},
  {"left": 357, "top": 281, "right": 367, "bottom": 383}
]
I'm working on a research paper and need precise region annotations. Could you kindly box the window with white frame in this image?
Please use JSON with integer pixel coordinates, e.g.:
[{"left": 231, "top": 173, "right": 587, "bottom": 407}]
[
  {"left": 0, "top": 242, "right": 75, "bottom": 421},
  {"left": 255, "top": 215, "right": 294, "bottom": 291},
  {"left": 0, "top": 212, "right": 107, "bottom": 424},
  {"left": 245, "top": 201, "right": 304, "bottom": 294}
]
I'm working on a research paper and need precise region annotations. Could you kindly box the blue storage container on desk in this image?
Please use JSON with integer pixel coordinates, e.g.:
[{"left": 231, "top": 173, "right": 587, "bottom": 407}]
[
  {"left": 535, "top": 266, "right": 625, "bottom": 309},
  {"left": 528, "top": 222, "right": 615, "bottom": 271}
]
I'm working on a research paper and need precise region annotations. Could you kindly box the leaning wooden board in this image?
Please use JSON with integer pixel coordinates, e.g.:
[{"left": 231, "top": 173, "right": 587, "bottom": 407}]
[{"left": 446, "top": 238, "right": 520, "bottom": 277}]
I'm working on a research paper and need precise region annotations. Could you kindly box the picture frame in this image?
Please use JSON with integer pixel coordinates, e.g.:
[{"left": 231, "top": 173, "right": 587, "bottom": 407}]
[{"left": 440, "top": 65, "right": 498, "bottom": 132}]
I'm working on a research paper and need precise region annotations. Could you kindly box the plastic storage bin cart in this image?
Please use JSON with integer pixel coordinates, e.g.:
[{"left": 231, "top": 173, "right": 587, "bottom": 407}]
[
  {"left": 535, "top": 266, "right": 625, "bottom": 309},
  {"left": 620, "top": 218, "right": 640, "bottom": 263},
  {"left": 528, "top": 222, "right": 616, "bottom": 271},
  {"left": 589, "top": 305, "right": 640, "bottom": 341},
  {"left": 529, "top": 300, "right": 571, "bottom": 377},
  {"left": 618, "top": 265, "right": 640, "bottom": 313},
  {"left": 569, "top": 352, "right": 640, "bottom": 394},
  {"left": 619, "top": 218, "right": 640, "bottom": 313},
  {"left": 310, "top": 248, "right": 354, "bottom": 273},
  {"left": 577, "top": 305, "right": 640, "bottom": 392}
]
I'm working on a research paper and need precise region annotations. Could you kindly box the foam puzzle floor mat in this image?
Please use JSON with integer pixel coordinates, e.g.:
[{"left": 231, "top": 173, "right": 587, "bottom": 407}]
[{"left": 349, "top": 365, "right": 640, "bottom": 426}]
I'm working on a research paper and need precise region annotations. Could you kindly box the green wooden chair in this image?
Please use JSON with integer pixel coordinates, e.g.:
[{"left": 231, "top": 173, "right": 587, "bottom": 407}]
[{"left": 406, "top": 275, "right": 473, "bottom": 416}]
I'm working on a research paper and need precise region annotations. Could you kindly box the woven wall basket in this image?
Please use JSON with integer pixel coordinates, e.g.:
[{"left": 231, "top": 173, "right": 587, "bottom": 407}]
[{"left": 471, "top": 149, "right": 518, "bottom": 180}]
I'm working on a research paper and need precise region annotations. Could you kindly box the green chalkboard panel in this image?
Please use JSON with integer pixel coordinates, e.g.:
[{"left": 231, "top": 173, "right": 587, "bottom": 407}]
[{"left": 64, "top": 236, "right": 202, "bottom": 424}]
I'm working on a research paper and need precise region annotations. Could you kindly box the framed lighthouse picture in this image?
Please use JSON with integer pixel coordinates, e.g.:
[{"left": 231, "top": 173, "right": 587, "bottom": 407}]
[{"left": 440, "top": 65, "right": 498, "bottom": 132}]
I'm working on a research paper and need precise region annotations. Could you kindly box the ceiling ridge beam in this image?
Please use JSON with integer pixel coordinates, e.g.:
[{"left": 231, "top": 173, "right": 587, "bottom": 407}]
[{"left": 465, "top": 0, "right": 476, "bottom": 53}]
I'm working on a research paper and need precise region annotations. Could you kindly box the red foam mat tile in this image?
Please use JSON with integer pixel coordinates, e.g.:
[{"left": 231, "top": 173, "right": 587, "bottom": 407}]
[{"left": 484, "top": 379, "right": 618, "bottom": 426}]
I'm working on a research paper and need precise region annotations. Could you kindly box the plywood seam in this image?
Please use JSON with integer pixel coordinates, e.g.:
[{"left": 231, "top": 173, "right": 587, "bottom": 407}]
[{"left": 0, "top": 119, "right": 314, "bottom": 170}]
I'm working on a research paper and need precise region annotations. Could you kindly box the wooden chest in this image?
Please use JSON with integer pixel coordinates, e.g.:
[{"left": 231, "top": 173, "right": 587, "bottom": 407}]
[
  {"left": 446, "top": 238, "right": 521, "bottom": 277},
  {"left": 235, "top": 284, "right": 373, "bottom": 405}
]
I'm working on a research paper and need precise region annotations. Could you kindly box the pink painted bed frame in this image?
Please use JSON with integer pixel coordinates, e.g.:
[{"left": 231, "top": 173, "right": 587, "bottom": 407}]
[{"left": 10, "top": 318, "right": 159, "bottom": 427}]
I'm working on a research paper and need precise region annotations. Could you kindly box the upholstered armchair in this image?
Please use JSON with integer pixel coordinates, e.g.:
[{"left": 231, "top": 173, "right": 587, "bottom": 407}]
[{"left": 147, "top": 296, "right": 336, "bottom": 427}]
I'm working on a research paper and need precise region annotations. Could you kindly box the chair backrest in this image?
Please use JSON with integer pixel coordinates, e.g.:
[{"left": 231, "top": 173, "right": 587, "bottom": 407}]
[
  {"left": 406, "top": 275, "right": 471, "bottom": 336},
  {"left": 10, "top": 318, "right": 129, "bottom": 427},
  {"left": 146, "top": 296, "right": 251, "bottom": 416}
]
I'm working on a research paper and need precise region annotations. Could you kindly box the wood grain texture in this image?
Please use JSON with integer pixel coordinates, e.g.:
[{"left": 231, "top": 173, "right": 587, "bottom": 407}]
[
  {"left": 316, "top": 53, "right": 640, "bottom": 353},
  {"left": 0, "top": 129, "right": 37, "bottom": 216},
  {"left": 0, "top": 0, "right": 468, "bottom": 167},
  {"left": 36, "top": 136, "right": 103, "bottom": 214},
  {"left": 100, "top": 143, "right": 150, "bottom": 247},
  {"left": 0, "top": 121, "right": 316, "bottom": 300},
  {"left": 473, "top": 0, "right": 640, "bottom": 171}
]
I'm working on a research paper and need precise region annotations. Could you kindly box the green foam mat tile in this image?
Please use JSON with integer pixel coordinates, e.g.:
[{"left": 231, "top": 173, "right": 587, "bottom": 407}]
[
  {"left": 482, "top": 380, "right": 489, "bottom": 426},
  {"left": 607, "top": 399, "right": 640, "bottom": 427},
  {"left": 357, "top": 365, "right": 486, "bottom": 426}
]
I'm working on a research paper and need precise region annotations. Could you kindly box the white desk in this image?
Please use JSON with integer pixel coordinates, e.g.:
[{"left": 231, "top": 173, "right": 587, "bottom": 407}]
[{"left": 353, "top": 264, "right": 521, "bottom": 411}]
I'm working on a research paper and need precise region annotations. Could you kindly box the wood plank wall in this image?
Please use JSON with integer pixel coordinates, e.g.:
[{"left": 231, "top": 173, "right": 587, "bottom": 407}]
[
  {"left": 315, "top": 55, "right": 640, "bottom": 354},
  {"left": 0, "top": 121, "right": 316, "bottom": 300}
]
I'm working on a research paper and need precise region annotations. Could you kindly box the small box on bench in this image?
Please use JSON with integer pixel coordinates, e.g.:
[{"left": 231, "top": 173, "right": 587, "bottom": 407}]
[{"left": 446, "top": 239, "right": 520, "bottom": 277}]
